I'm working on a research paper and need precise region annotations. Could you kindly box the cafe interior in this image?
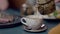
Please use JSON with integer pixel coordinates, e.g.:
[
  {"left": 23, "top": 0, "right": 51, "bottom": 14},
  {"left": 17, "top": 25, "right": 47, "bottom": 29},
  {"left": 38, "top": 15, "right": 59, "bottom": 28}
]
[{"left": 0, "top": 0, "right": 60, "bottom": 34}]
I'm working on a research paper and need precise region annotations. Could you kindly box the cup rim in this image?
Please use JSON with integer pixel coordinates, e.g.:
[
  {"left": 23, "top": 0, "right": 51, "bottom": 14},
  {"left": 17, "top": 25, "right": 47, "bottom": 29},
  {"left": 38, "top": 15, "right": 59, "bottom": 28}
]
[{"left": 25, "top": 15, "right": 43, "bottom": 19}]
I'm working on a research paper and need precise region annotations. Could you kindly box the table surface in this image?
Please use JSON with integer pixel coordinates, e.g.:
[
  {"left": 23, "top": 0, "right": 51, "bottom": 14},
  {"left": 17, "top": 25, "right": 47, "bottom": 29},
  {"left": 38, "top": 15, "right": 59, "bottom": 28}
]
[
  {"left": 0, "top": 3, "right": 59, "bottom": 34},
  {"left": 0, "top": 9, "right": 59, "bottom": 34}
]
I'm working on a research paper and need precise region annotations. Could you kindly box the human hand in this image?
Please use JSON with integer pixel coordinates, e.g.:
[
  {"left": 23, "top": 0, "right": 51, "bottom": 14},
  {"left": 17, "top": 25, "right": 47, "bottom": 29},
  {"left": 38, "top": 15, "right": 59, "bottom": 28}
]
[{"left": 55, "top": 0, "right": 60, "bottom": 3}]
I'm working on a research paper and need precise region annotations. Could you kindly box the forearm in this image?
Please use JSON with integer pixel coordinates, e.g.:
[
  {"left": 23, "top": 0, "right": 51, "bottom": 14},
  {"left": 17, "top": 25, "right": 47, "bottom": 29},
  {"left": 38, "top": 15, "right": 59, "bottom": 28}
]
[{"left": 55, "top": 0, "right": 60, "bottom": 3}]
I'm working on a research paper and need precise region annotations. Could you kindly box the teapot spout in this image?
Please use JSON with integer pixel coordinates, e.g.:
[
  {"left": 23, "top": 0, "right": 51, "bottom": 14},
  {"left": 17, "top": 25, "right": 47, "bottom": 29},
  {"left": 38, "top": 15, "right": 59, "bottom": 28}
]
[
  {"left": 32, "top": 5, "right": 44, "bottom": 19},
  {"left": 34, "top": 10, "right": 42, "bottom": 16},
  {"left": 33, "top": 5, "right": 42, "bottom": 16}
]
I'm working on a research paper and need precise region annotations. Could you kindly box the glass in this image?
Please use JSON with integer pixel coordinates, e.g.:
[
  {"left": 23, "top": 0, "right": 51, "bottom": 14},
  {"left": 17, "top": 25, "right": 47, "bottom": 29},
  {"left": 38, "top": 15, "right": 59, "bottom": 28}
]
[{"left": 20, "top": 0, "right": 36, "bottom": 16}]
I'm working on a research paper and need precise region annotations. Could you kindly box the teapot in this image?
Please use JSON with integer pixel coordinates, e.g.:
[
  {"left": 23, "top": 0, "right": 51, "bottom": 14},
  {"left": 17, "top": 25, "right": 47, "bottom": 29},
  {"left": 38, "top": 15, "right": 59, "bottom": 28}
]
[{"left": 21, "top": 0, "right": 50, "bottom": 19}]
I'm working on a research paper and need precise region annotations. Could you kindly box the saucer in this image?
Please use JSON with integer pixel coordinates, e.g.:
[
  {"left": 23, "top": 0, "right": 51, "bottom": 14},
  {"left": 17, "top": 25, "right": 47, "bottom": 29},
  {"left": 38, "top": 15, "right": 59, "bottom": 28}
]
[{"left": 23, "top": 25, "right": 47, "bottom": 32}]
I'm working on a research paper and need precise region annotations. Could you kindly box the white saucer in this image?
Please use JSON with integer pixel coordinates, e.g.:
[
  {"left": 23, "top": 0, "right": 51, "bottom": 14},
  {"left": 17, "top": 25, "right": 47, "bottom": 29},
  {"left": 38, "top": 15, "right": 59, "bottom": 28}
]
[{"left": 23, "top": 25, "right": 47, "bottom": 32}]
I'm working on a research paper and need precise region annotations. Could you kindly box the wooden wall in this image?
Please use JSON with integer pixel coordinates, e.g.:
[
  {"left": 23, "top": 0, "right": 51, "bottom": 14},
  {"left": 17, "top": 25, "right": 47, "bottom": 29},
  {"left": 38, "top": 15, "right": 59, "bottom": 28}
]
[{"left": 8, "top": 0, "right": 26, "bottom": 9}]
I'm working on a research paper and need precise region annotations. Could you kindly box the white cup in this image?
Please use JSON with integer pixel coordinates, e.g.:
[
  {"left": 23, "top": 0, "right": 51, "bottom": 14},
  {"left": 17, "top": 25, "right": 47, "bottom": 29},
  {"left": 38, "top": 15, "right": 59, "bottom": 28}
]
[{"left": 21, "top": 15, "right": 45, "bottom": 30}]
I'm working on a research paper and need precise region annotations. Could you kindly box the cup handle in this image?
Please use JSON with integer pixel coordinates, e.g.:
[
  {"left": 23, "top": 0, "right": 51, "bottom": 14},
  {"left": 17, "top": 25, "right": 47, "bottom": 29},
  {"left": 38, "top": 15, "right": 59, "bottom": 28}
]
[{"left": 21, "top": 17, "right": 28, "bottom": 26}]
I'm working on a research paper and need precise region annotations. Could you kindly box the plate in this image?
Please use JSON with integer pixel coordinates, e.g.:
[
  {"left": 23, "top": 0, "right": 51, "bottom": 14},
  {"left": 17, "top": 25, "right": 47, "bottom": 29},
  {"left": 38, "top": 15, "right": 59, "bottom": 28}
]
[
  {"left": 0, "top": 16, "right": 21, "bottom": 28},
  {"left": 0, "top": 11, "right": 21, "bottom": 26},
  {"left": 23, "top": 25, "right": 47, "bottom": 32}
]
